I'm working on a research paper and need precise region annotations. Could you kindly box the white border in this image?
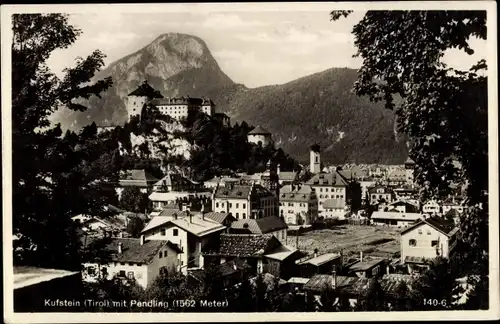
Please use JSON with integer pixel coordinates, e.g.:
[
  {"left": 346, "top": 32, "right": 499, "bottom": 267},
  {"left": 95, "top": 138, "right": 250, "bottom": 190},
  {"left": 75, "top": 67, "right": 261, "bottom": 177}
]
[{"left": 2, "top": 2, "right": 499, "bottom": 323}]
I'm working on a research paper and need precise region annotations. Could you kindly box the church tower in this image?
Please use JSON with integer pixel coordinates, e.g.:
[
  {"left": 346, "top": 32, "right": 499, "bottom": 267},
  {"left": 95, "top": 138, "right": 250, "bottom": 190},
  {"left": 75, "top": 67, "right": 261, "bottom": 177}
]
[
  {"left": 126, "top": 80, "right": 163, "bottom": 122},
  {"left": 310, "top": 144, "right": 321, "bottom": 174}
]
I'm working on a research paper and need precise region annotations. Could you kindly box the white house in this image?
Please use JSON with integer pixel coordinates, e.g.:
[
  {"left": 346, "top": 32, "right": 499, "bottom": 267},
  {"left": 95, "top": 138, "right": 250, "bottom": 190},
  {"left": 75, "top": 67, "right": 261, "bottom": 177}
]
[
  {"left": 322, "top": 198, "right": 349, "bottom": 219},
  {"left": 279, "top": 184, "right": 318, "bottom": 225},
  {"left": 371, "top": 211, "right": 423, "bottom": 227},
  {"left": 140, "top": 212, "right": 226, "bottom": 274},
  {"left": 82, "top": 237, "right": 182, "bottom": 289},
  {"left": 306, "top": 171, "right": 350, "bottom": 219},
  {"left": 422, "top": 200, "right": 441, "bottom": 215},
  {"left": 247, "top": 126, "right": 273, "bottom": 147},
  {"left": 213, "top": 183, "right": 277, "bottom": 220},
  {"left": 400, "top": 216, "right": 458, "bottom": 273},
  {"left": 368, "top": 185, "right": 395, "bottom": 205}
]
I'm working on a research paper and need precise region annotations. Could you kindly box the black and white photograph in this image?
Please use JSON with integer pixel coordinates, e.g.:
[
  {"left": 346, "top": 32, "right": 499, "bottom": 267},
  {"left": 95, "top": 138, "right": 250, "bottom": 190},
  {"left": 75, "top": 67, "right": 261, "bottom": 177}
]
[{"left": 2, "top": 2, "right": 498, "bottom": 322}]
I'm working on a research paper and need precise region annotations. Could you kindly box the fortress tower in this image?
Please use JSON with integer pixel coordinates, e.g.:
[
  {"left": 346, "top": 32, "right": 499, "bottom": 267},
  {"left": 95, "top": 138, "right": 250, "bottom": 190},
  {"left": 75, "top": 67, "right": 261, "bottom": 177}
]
[
  {"left": 126, "top": 80, "right": 163, "bottom": 121},
  {"left": 310, "top": 144, "right": 321, "bottom": 174}
]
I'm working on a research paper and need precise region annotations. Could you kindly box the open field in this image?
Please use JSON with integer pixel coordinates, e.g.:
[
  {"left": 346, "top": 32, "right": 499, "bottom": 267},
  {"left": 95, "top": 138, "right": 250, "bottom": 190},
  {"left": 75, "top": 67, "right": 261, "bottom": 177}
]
[{"left": 287, "top": 225, "right": 402, "bottom": 258}]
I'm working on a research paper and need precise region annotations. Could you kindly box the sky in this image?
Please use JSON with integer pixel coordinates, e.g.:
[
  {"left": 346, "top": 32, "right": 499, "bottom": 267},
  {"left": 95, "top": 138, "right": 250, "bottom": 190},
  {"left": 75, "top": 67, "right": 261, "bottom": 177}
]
[{"left": 46, "top": 4, "right": 488, "bottom": 88}]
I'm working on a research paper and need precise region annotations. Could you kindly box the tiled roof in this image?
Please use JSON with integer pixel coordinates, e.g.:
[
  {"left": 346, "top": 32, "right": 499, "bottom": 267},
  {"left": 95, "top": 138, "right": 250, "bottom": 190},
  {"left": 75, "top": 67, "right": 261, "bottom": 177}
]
[
  {"left": 401, "top": 216, "right": 457, "bottom": 236},
  {"left": 248, "top": 125, "right": 271, "bottom": 135},
  {"left": 119, "top": 169, "right": 159, "bottom": 187},
  {"left": 218, "top": 234, "right": 280, "bottom": 257},
  {"left": 92, "top": 238, "right": 174, "bottom": 264},
  {"left": 347, "top": 259, "right": 386, "bottom": 272},
  {"left": 214, "top": 184, "right": 252, "bottom": 199},
  {"left": 230, "top": 216, "right": 287, "bottom": 234},
  {"left": 299, "top": 253, "right": 341, "bottom": 266},
  {"left": 306, "top": 171, "right": 349, "bottom": 187},
  {"left": 264, "top": 245, "right": 299, "bottom": 261},
  {"left": 404, "top": 256, "right": 426, "bottom": 264},
  {"left": 303, "top": 274, "right": 373, "bottom": 297},
  {"left": 149, "top": 97, "right": 204, "bottom": 106},
  {"left": 388, "top": 169, "right": 406, "bottom": 179},
  {"left": 371, "top": 211, "right": 423, "bottom": 221},
  {"left": 153, "top": 172, "right": 199, "bottom": 189},
  {"left": 323, "top": 199, "right": 346, "bottom": 209},
  {"left": 203, "top": 212, "right": 235, "bottom": 224},
  {"left": 280, "top": 184, "right": 314, "bottom": 202}
]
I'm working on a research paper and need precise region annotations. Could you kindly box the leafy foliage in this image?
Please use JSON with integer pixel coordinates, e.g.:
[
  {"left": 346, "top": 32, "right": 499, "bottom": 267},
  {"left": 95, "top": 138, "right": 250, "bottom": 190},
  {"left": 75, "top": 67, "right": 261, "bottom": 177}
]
[
  {"left": 120, "top": 187, "right": 150, "bottom": 214},
  {"left": 331, "top": 10, "right": 489, "bottom": 308},
  {"left": 126, "top": 217, "right": 145, "bottom": 238},
  {"left": 12, "top": 14, "right": 114, "bottom": 270}
]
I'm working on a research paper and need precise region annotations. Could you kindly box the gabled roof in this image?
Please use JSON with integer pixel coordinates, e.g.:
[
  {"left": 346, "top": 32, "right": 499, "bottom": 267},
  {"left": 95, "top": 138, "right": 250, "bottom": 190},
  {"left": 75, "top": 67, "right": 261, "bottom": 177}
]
[
  {"left": 347, "top": 259, "right": 386, "bottom": 272},
  {"left": 279, "top": 171, "right": 299, "bottom": 181},
  {"left": 264, "top": 245, "right": 300, "bottom": 261},
  {"left": 141, "top": 213, "right": 226, "bottom": 237},
  {"left": 88, "top": 238, "right": 178, "bottom": 264},
  {"left": 306, "top": 171, "right": 349, "bottom": 187},
  {"left": 404, "top": 157, "right": 415, "bottom": 165},
  {"left": 128, "top": 81, "right": 164, "bottom": 98},
  {"left": 119, "top": 169, "right": 159, "bottom": 187},
  {"left": 401, "top": 216, "right": 458, "bottom": 237},
  {"left": 214, "top": 184, "right": 252, "bottom": 199},
  {"left": 204, "top": 212, "right": 236, "bottom": 224},
  {"left": 298, "top": 253, "right": 341, "bottom": 266},
  {"left": 248, "top": 125, "right": 271, "bottom": 135},
  {"left": 371, "top": 211, "right": 423, "bottom": 221},
  {"left": 303, "top": 274, "right": 372, "bottom": 297},
  {"left": 153, "top": 172, "right": 199, "bottom": 189},
  {"left": 230, "top": 216, "right": 288, "bottom": 234},
  {"left": 217, "top": 234, "right": 281, "bottom": 257}
]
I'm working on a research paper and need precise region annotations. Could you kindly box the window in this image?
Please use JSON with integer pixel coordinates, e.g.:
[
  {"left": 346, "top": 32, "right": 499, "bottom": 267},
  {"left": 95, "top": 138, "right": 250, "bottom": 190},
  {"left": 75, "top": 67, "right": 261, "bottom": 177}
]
[
  {"left": 118, "top": 270, "right": 126, "bottom": 277},
  {"left": 101, "top": 267, "right": 107, "bottom": 276},
  {"left": 427, "top": 230, "right": 432, "bottom": 235},
  {"left": 325, "top": 188, "right": 329, "bottom": 192},
  {"left": 243, "top": 203, "right": 246, "bottom": 209},
  {"left": 418, "top": 229, "right": 423, "bottom": 234},
  {"left": 320, "top": 188, "right": 323, "bottom": 192},
  {"left": 87, "top": 267, "right": 95, "bottom": 275},
  {"left": 236, "top": 213, "right": 239, "bottom": 218},
  {"left": 242, "top": 213, "right": 246, "bottom": 218},
  {"left": 127, "top": 271, "right": 134, "bottom": 280},
  {"left": 229, "top": 203, "right": 233, "bottom": 208},
  {"left": 159, "top": 251, "right": 163, "bottom": 258},
  {"left": 221, "top": 203, "right": 225, "bottom": 208},
  {"left": 315, "top": 156, "right": 319, "bottom": 163},
  {"left": 173, "top": 229, "right": 178, "bottom": 236},
  {"left": 409, "top": 239, "right": 417, "bottom": 247},
  {"left": 216, "top": 202, "right": 219, "bottom": 208},
  {"left": 431, "top": 240, "right": 438, "bottom": 247},
  {"left": 161, "top": 228, "right": 166, "bottom": 236}
]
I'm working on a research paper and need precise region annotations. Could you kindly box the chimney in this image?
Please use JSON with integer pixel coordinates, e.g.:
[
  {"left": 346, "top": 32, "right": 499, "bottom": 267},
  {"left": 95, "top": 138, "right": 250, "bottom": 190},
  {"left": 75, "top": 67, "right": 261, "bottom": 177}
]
[
  {"left": 201, "top": 204, "right": 205, "bottom": 220},
  {"left": 173, "top": 213, "right": 178, "bottom": 220},
  {"left": 314, "top": 248, "right": 318, "bottom": 258},
  {"left": 277, "top": 164, "right": 281, "bottom": 175},
  {"left": 140, "top": 235, "right": 146, "bottom": 245},
  {"left": 188, "top": 211, "right": 192, "bottom": 223},
  {"left": 331, "top": 270, "right": 337, "bottom": 289},
  {"left": 360, "top": 251, "right": 363, "bottom": 262},
  {"left": 386, "top": 264, "right": 390, "bottom": 275},
  {"left": 118, "top": 242, "right": 123, "bottom": 254}
]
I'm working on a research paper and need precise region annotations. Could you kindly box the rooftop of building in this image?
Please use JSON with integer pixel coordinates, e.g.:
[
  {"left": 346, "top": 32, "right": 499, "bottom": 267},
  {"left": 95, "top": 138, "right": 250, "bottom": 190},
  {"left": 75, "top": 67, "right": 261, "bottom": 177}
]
[
  {"left": 248, "top": 125, "right": 271, "bottom": 135},
  {"left": 230, "top": 216, "right": 288, "bottom": 235}
]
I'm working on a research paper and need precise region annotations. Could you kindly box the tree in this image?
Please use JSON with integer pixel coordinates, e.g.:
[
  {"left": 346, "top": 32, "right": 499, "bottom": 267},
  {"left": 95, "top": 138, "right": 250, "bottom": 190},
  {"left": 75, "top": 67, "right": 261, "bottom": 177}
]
[
  {"left": 120, "top": 187, "right": 150, "bottom": 214},
  {"left": 331, "top": 10, "right": 489, "bottom": 308},
  {"left": 126, "top": 217, "right": 145, "bottom": 238},
  {"left": 12, "top": 14, "right": 113, "bottom": 270}
]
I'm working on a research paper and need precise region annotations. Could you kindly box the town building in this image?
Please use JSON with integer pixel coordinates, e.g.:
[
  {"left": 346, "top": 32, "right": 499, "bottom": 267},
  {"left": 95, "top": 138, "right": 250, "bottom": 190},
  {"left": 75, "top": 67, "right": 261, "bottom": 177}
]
[
  {"left": 404, "top": 157, "right": 416, "bottom": 187},
  {"left": 212, "top": 183, "right": 277, "bottom": 220},
  {"left": 306, "top": 171, "right": 361, "bottom": 218},
  {"left": 393, "top": 185, "right": 418, "bottom": 200},
  {"left": 230, "top": 216, "right": 288, "bottom": 244},
  {"left": 247, "top": 125, "right": 273, "bottom": 147},
  {"left": 309, "top": 144, "right": 321, "bottom": 174},
  {"left": 126, "top": 81, "right": 164, "bottom": 121},
  {"left": 140, "top": 212, "right": 226, "bottom": 274},
  {"left": 277, "top": 165, "right": 299, "bottom": 185},
  {"left": 82, "top": 237, "right": 182, "bottom": 289},
  {"left": 322, "top": 198, "right": 349, "bottom": 219},
  {"left": 279, "top": 184, "right": 318, "bottom": 225},
  {"left": 203, "top": 234, "right": 302, "bottom": 280},
  {"left": 371, "top": 211, "right": 423, "bottom": 227},
  {"left": 295, "top": 252, "right": 342, "bottom": 278},
  {"left": 368, "top": 184, "right": 395, "bottom": 205},
  {"left": 117, "top": 169, "right": 159, "bottom": 197},
  {"left": 400, "top": 216, "right": 458, "bottom": 273},
  {"left": 149, "top": 172, "right": 212, "bottom": 210},
  {"left": 422, "top": 199, "right": 441, "bottom": 215},
  {"left": 346, "top": 258, "right": 387, "bottom": 278}
]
